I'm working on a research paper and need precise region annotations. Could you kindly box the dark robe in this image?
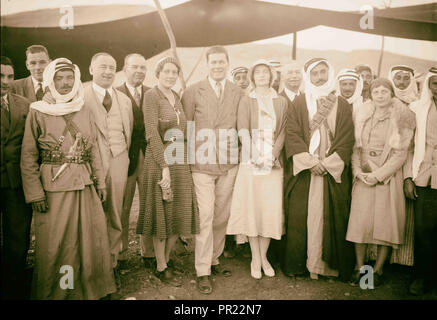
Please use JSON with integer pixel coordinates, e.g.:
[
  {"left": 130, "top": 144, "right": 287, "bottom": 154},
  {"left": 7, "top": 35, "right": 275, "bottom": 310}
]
[{"left": 282, "top": 94, "right": 355, "bottom": 282}]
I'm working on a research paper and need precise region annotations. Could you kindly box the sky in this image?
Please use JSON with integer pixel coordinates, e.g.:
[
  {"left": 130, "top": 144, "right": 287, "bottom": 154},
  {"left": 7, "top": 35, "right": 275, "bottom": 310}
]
[{"left": 1, "top": 0, "right": 436, "bottom": 60}]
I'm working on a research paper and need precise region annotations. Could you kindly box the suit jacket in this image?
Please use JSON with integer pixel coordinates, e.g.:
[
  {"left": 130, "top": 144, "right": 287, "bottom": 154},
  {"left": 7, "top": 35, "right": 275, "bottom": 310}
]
[
  {"left": 84, "top": 84, "right": 133, "bottom": 177},
  {"left": 116, "top": 83, "right": 149, "bottom": 176},
  {"left": 1, "top": 93, "right": 30, "bottom": 188},
  {"left": 279, "top": 89, "right": 303, "bottom": 106},
  {"left": 182, "top": 79, "right": 243, "bottom": 175},
  {"left": 11, "top": 76, "right": 37, "bottom": 102}
]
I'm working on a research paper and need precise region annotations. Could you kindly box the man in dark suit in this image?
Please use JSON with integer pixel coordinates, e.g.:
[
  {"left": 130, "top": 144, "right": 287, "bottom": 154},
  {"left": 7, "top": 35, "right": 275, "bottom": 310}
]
[
  {"left": 116, "top": 53, "right": 155, "bottom": 270},
  {"left": 0, "top": 56, "right": 33, "bottom": 299},
  {"left": 12, "top": 45, "right": 50, "bottom": 102}
]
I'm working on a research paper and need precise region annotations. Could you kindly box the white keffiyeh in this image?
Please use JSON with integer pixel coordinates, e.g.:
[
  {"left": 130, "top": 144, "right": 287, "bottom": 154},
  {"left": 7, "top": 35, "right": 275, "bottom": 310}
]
[
  {"left": 302, "top": 58, "right": 336, "bottom": 154},
  {"left": 336, "top": 68, "right": 364, "bottom": 115},
  {"left": 30, "top": 58, "right": 84, "bottom": 116},
  {"left": 388, "top": 65, "right": 419, "bottom": 104},
  {"left": 409, "top": 69, "right": 437, "bottom": 179}
]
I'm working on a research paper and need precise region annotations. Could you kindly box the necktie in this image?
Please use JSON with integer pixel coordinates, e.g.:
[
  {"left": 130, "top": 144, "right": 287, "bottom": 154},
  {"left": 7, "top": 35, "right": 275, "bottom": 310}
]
[
  {"left": 36, "top": 82, "right": 44, "bottom": 101},
  {"left": 216, "top": 81, "right": 223, "bottom": 101},
  {"left": 1, "top": 96, "right": 9, "bottom": 112},
  {"left": 1, "top": 96, "right": 10, "bottom": 124},
  {"left": 103, "top": 90, "right": 112, "bottom": 112},
  {"left": 133, "top": 88, "right": 141, "bottom": 107}
]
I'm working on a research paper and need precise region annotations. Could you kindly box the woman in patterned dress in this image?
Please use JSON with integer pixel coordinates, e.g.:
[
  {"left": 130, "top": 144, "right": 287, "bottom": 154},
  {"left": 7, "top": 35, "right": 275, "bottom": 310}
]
[{"left": 136, "top": 57, "right": 199, "bottom": 286}]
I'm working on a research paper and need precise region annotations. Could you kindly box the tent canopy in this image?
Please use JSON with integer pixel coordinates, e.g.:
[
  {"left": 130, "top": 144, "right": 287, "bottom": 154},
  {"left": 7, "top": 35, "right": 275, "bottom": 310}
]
[{"left": 1, "top": 0, "right": 436, "bottom": 81}]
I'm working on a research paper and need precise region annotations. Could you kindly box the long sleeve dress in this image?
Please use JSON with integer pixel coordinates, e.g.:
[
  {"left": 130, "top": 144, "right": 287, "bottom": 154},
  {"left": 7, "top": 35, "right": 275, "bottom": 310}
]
[
  {"left": 226, "top": 89, "right": 287, "bottom": 240},
  {"left": 20, "top": 106, "right": 115, "bottom": 300},
  {"left": 136, "top": 86, "right": 199, "bottom": 239},
  {"left": 346, "top": 98, "right": 415, "bottom": 248}
]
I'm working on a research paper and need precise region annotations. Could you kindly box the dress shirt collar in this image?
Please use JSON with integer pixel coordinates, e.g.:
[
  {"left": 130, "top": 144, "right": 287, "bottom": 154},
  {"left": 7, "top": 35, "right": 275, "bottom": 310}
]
[
  {"left": 31, "top": 76, "right": 42, "bottom": 92},
  {"left": 284, "top": 87, "right": 300, "bottom": 102},
  {"left": 208, "top": 76, "right": 226, "bottom": 95},
  {"left": 92, "top": 82, "right": 113, "bottom": 97},
  {"left": 126, "top": 82, "right": 141, "bottom": 98}
]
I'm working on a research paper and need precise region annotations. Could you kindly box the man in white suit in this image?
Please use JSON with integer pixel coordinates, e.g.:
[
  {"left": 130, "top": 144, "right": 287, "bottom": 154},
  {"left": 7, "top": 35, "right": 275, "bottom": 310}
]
[{"left": 84, "top": 52, "right": 133, "bottom": 288}]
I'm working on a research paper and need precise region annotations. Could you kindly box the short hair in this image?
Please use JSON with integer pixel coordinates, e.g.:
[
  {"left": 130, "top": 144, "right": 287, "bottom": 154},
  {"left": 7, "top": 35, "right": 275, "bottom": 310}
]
[
  {"left": 281, "top": 61, "right": 301, "bottom": 77},
  {"left": 206, "top": 46, "right": 229, "bottom": 63},
  {"left": 123, "top": 53, "right": 146, "bottom": 69},
  {"left": 25, "top": 45, "right": 49, "bottom": 59},
  {"left": 355, "top": 64, "right": 372, "bottom": 74},
  {"left": 1, "top": 56, "right": 14, "bottom": 70},
  {"left": 370, "top": 77, "right": 394, "bottom": 98},
  {"left": 90, "top": 52, "right": 115, "bottom": 66}
]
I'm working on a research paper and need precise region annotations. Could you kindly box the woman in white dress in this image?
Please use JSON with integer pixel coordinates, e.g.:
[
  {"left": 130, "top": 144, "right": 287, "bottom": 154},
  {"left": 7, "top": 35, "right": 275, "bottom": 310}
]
[{"left": 227, "top": 59, "right": 288, "bottom": 279}]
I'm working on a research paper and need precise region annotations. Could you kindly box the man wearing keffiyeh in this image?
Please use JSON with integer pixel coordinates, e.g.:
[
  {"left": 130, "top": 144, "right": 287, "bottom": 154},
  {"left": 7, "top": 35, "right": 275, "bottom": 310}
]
[
  {"left": 20, "top": 58, "right": 116, "bottom": 299},
  {"left": 282, "top": 58, "right": 355, "bottom": 282},
  {"left": 403, "top": 67, "right": 437, "bottom": 295},
  {"left": 388, "top": 65, "right": 419, "bottom": 105},
  {"left": 230, "top": 66, "right": 250, "bottom": 91},
  {"left": 336, "top": 68, "right": 364, "bottom": 117},
  {"left": 355, "top": 64, "right": 373, "bottom": 102}
]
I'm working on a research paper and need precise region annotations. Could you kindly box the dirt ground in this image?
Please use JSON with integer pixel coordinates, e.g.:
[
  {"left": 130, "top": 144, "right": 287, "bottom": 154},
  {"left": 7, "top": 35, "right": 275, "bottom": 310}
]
[
  {"left": 27, "top": 189, "right": 437, "bottom": 300},
  {"left": 113, "top": 191, "right": 437, "bottom": 301}
]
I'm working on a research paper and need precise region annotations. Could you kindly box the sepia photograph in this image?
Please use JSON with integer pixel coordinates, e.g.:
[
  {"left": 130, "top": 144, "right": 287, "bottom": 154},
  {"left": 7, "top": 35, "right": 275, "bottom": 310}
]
[{"left": 0, "top": 0, "right": 436, "bottom": 307}]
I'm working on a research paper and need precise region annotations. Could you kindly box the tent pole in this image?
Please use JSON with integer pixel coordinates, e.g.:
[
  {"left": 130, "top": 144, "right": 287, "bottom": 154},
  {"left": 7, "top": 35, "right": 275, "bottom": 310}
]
[
  {"left": 377, "top": 0, "right": 392, "bottom": 77},
  {"left": 292, "top": 32, "right": 297, "bottom": 60},
  {"left": 377, "top": 36, "right": 385, "bottom": 77},
  {"left": 153, "top": 0, "right": 186, "bottom": 90},
  {"left": 186, "top": 47, "right": 206, "bottom": 84}
]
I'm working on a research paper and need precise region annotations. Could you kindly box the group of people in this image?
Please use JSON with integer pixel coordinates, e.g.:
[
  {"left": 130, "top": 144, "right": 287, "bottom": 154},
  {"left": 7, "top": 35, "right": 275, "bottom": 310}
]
[{"left": 0, "top": 43, "right": 436, "bottom": 300}]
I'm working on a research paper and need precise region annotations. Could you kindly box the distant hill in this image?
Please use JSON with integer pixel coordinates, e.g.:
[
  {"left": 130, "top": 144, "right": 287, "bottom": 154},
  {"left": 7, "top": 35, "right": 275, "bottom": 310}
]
[{"left": 112, "top": 43, "right": 435, "bottom": 89}]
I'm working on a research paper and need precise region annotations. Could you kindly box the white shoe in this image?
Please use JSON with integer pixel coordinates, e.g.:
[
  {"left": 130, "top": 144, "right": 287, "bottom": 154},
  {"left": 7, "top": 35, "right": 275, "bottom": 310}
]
[
  {"left": 310, "top": 272, "right": 319, "bottom": 280},
  {"left": 261, "top": 262, "right": 275, "bottom": 277},
  {"left": 251, "top": 261, "right": 262, "bottom": 279}
]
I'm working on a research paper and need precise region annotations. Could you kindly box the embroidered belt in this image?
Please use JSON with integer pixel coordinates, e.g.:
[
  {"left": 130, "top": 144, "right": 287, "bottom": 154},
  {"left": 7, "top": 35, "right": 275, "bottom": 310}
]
[{"left": 41, "top": 150, "right": 91, "bottom": 165}]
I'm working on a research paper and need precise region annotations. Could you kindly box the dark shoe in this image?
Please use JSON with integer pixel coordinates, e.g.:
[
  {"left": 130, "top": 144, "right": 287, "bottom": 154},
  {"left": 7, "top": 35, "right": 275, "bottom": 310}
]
[
  {"left": 235, "top": 243, "right": 251, "bottom": 258},
  {"left": 373, "top": 272, "right": 384, "bottom": 288},
  {"left": 117, "top": 260, "right": 129, "bottom": 270},
  {"left": 349, "top": 270, "right": 361, "bottom": 287},
  {"left": 155, "top": 268, "right": 182, "bottom": 287},
  {"left": 283, "top": 270, "right": 307, "bottom": 279},
  {"left": 197, "top": 275, "right": 213, "bottom": 294},
  {"left": 114, "top": 267, "right": 121, "bottom": 290},
  {"left": 223, "top": 248, "right": 236, "bottom": 259},
  {"left": 211, "top": 264, "right": 232, "bottom": 277},
  {"left": 409, "top": 278, "right": 425, "bottom": 296},
  {"left": 142, "top": 257, "right": 156, "bottom": 270},
  {"left": 167, "top": 259, "right": 184, "bottom": 275}
]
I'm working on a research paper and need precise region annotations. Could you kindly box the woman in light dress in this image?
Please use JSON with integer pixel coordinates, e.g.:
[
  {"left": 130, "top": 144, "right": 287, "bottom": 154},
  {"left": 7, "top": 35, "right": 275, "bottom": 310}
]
[{"left": 227, "top": 59, "right": 288, "bottom": 279}]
